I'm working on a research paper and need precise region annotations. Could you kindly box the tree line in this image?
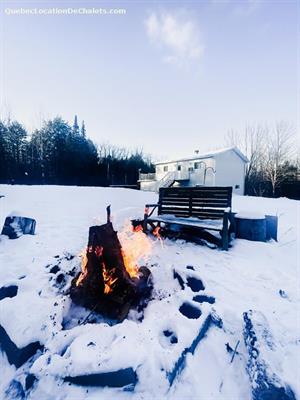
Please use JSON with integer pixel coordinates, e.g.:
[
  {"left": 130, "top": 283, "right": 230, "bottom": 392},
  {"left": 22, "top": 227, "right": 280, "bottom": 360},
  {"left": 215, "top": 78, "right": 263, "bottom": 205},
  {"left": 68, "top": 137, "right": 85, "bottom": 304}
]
[
  {"left": 0, "top": 116, "right": 154, "bottom": 186},
  {"left": 225, "top": 121, "right": 299, "bottom": 198},
  {"left": 1, "top": 116, "right": 298, "bottom": 198}
]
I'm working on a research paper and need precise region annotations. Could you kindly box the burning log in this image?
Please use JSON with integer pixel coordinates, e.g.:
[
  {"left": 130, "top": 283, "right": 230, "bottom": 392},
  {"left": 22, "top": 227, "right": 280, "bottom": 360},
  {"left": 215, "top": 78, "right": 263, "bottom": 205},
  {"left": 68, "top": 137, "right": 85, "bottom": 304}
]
[{"left": 70, "top": 207, "right": 152, "bottom": 321}]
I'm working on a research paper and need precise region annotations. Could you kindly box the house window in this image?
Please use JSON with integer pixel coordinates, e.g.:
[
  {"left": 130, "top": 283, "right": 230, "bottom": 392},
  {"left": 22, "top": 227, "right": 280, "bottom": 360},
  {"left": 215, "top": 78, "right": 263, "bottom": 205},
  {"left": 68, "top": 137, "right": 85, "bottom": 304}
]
[
  {"left": 177, "top": 165, "right": 181, "bottom": 171},
  {"left": 188, "top": 167, "right": 194, "bottom": 172},
  {"left": 235, "top": 184, "right": 240, "bottom": 189},
  {"left": 163, "top": 165, "right": 168, "bottom": 172},
  {"left": 194, "top": 162, "right": 201, "bottom": 169}
]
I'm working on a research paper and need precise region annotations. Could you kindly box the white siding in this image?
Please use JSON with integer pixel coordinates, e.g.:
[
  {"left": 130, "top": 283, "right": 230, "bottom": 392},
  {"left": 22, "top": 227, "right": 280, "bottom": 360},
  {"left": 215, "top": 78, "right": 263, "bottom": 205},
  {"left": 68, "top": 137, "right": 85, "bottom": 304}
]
[
  {"left": 155, "top": 157, "right": 215, "bottom": 184},
  {"left": 214, "top": 151, "right": 245, "bottom": 195},
  {"left": 189, "top": 158, "right": 215, "bottom": 186},
  {"left": 152, "top": 149, "right": 246, "bottom": 194}
]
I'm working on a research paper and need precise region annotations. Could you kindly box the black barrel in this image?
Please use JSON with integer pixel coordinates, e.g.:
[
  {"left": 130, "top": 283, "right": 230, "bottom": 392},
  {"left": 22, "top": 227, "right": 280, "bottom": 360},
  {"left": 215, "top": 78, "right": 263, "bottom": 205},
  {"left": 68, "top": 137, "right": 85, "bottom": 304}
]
[{"left": 235, "top": 214, "right": 266, "bottom": 242}]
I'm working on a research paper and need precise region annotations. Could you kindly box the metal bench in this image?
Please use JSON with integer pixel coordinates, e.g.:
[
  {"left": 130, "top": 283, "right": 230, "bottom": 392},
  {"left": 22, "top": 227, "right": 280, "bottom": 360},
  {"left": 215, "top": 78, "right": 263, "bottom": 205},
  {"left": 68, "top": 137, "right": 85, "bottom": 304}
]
[{"left": 143, "top": 186, "right": 233, "bottom": 250}]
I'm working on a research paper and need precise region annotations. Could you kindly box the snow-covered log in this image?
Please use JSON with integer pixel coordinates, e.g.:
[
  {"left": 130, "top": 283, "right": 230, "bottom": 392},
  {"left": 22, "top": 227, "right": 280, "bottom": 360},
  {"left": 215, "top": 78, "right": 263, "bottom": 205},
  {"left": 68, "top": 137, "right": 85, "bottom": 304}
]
[{"left": 243, "top": 310, "right": 296, "bottom": 400}]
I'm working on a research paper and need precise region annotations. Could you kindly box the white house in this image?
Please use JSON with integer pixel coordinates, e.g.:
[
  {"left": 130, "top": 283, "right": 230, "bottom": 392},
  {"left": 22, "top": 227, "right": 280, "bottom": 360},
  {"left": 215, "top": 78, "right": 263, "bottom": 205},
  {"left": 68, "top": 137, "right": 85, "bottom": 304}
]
[{"left": 139, "top": 147, "right": 249, "bottom": 195}]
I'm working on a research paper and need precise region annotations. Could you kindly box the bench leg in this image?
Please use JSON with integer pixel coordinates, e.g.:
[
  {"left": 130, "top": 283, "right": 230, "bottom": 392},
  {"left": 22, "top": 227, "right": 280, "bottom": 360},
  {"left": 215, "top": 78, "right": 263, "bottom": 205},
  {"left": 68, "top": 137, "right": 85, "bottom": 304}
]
[
  {"left": 143, "top": 218, "right": 158, "bottom": 235},
  {"left": 143, "top": 214, "right": 148, "bottom": 233},
  {"left": 222, "top": 213, "right": 229, "bottom": 250}
]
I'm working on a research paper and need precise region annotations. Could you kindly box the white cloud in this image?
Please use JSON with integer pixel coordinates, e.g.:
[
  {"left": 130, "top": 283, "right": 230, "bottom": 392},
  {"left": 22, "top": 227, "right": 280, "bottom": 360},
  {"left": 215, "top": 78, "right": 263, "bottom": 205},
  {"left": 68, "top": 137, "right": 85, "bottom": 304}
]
[{"left": 145, "top": 11, "right": 204, "bottom": 67}]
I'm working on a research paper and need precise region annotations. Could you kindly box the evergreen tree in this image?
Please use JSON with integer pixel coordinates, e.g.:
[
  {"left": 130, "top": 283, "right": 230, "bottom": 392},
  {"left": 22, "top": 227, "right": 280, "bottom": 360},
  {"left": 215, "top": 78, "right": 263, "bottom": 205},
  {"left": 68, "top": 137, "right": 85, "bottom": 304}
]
[
  {"left": 0, "top": 115, "right": 154, "bottom": 187},
  {"left": 73, "top": 115, "right": 80, "bottom": 135},
  {"left": 30, "top": 117, "right": 71, "bottom": 183},
  {"left": 81, "top": 120, "right": 86, "bottom": 137},
  {"left": 0, "top": 121, "right": 9, "bottom": 180},
  {"left": 5, "top": 121, "right": 28, "bottom": 181}
]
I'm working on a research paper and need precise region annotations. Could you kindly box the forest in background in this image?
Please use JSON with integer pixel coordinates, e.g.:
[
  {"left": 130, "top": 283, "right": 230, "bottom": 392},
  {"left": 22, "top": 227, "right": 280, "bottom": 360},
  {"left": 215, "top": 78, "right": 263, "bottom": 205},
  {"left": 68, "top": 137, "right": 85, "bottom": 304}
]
[
  {"left": 0, "top": 116, "right": 154, "bottom": 186},
  {"left": 0, "top": 116, "right": 298, "bottom": 198}
]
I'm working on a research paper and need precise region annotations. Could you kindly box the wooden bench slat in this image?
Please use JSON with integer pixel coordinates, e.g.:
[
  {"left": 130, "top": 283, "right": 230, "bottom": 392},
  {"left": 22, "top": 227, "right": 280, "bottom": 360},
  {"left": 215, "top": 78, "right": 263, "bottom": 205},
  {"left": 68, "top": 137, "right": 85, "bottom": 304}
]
[
  {"left": 162, "top": 186, "right": 231, "bottom": 191},
  {"left": 160, "top": 210, "right": 228, "bottom": 220},
  {"left": 192, "top": 210, "right": 227, "bottom": 214},
  {"left": 163, "top": 194, "right": 229, "bottom": 199},
  {"left": 163, "top": 195, "right": 230, "bottom": 201},
  {"left": 162, "top": 198, "right": 227, "bottom": 203},
  {"left": 162, "top": 199, "right": 190, "bottom": 204},
  {"left": 159, "top": 207, "right": 225, "bottom": 218},
  {"left": 192, "top": 201, "right": 230, "bottom": 207},
  {"left": 147, "top": 216, "right": 224, "bottom": 231},
  {"left": 162, "top": 190, "right": 230, "bottom": 196},
  {"left": 191, "top": 213, "right": 225, "bottom": 219},
  {"left": 191, "top": 210, "right": 225, "bottom": 216},
  {"left": 162, "top": 203, "right": 229, "bottom": 208},
  {"left": 161, "top": 204, "right": 189, "bottom": 208},
  {"left": 161, "top": 195, "right": 190, "bottom": 200},
  {"left": 162, "top": 187, "right": 231, "bottom": 195},
  {"left": 160, "top": 209, "right": 190, "bottom": 215}
]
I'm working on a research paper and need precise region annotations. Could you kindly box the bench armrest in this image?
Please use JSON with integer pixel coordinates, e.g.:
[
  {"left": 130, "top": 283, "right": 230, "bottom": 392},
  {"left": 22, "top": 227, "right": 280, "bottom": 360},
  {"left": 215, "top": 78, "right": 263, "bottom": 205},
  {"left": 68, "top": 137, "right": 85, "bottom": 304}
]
[{"left": 144, "top": 203, "right": 159, "bottom": 219}]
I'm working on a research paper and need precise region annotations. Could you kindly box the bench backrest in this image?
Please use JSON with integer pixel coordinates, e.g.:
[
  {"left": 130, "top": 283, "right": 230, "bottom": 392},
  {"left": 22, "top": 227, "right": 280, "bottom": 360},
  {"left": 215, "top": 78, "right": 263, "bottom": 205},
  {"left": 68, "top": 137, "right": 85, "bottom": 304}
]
[{"left": 158, "top": 186, "right": 232, "bottom": 220}]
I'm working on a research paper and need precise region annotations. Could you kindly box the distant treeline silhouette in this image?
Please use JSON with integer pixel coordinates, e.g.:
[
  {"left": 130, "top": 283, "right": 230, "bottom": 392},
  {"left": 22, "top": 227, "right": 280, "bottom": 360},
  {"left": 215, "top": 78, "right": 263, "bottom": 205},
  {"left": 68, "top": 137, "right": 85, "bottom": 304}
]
[{"left": 0, "top": 116, "right": 154, "bottom": 186}]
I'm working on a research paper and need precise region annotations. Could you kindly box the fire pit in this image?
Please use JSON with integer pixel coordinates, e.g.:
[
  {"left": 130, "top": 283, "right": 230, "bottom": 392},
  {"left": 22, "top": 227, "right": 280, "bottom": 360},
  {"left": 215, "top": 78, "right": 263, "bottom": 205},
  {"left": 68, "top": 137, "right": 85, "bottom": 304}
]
[{"left": 69, "top": 206, "right": 153, "bottom": 321}]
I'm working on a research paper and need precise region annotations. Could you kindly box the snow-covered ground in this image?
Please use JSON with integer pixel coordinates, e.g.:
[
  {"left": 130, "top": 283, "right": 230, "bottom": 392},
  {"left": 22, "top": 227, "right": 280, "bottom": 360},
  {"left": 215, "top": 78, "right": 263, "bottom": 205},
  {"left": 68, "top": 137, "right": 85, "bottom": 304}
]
[{"left": 0, "top": 185, "right": 299, "bottom": 400}]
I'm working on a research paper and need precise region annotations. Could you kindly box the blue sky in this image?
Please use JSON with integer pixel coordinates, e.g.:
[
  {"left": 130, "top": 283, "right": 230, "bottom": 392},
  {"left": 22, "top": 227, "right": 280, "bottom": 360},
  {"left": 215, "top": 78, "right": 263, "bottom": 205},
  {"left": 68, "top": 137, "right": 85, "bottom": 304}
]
[{"left": 0, "top": 0, "right": 298, "bottom": 159}]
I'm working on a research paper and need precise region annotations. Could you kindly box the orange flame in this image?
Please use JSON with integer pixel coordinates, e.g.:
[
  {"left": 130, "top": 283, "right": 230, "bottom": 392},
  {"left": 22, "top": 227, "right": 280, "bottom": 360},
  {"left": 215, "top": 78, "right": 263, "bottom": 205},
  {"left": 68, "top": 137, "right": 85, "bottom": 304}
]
[
  {"left": 102, "top": 265, "right": 118, "bottom": 294},
  {"left": 153, "top": 225, "right": 164, "bottom": 248},
  {"left": 132, "top": 224, "right": 143, "bottom": 233},
  {"left": 76, "top": 248, "right": 89, "bottom": 286},
  {"left": 119, "top": 222, "right": 152, "bottom": 278},
  {"left": 76, "top": 222, "right": 152, "bottom": 292},
  {"left": 153, "top": 226, "right": 161, "bottom": 238},
  {"left": 76, "top": 245, "right": 103, "bottom": 287}
]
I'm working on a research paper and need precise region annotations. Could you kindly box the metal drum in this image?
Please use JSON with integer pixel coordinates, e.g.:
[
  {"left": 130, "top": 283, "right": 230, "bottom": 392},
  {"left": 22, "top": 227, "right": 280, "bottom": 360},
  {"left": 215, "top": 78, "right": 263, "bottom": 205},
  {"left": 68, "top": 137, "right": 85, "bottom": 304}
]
[{"left": 235, "top": 213, "right": 267, "bottom": 242}]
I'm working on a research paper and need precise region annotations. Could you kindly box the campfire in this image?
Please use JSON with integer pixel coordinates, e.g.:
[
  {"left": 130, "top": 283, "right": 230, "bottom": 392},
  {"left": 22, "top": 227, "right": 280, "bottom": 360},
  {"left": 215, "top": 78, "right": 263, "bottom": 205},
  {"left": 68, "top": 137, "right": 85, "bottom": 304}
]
[{"left": 70, "top": 207, "right": 153, "bottom": 321}]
